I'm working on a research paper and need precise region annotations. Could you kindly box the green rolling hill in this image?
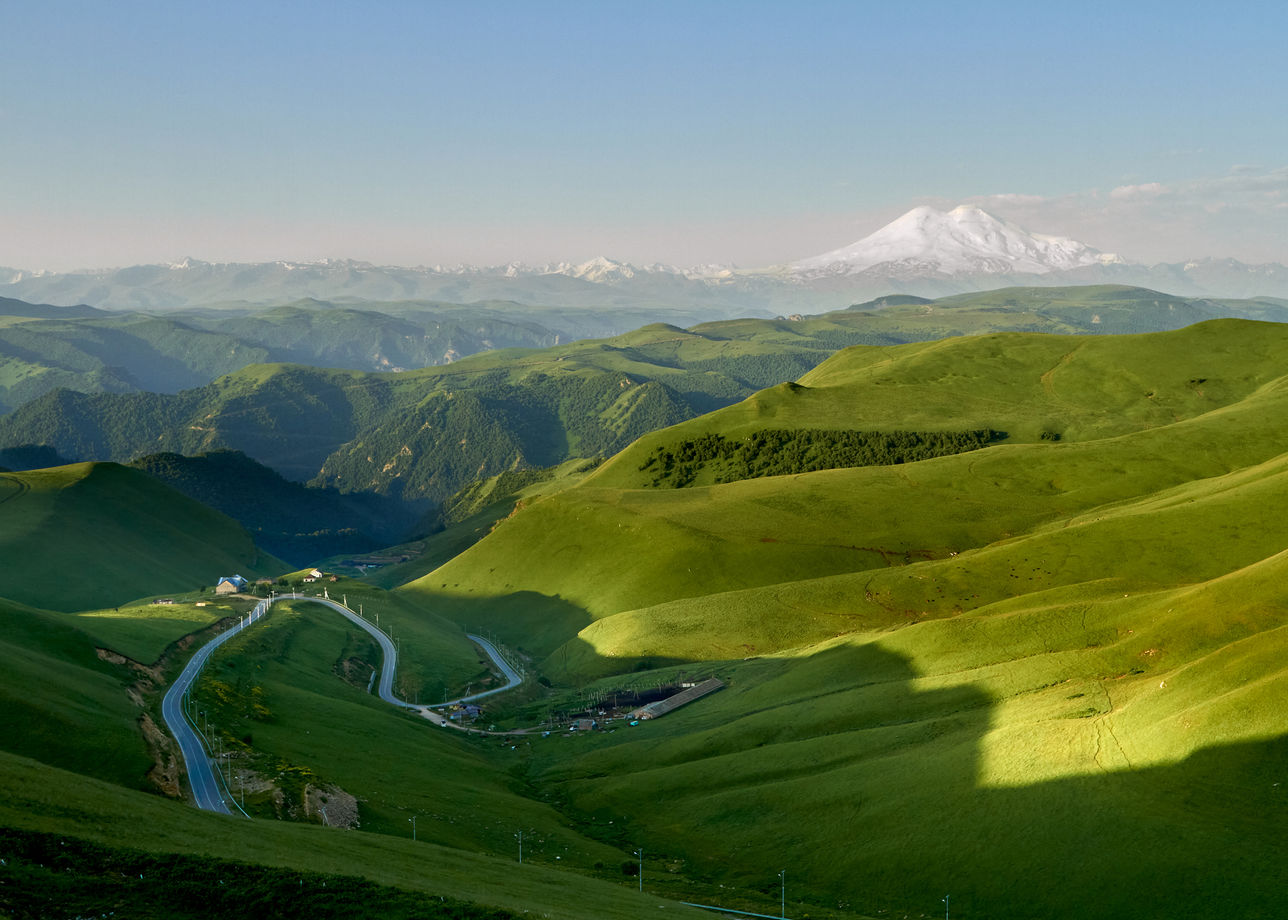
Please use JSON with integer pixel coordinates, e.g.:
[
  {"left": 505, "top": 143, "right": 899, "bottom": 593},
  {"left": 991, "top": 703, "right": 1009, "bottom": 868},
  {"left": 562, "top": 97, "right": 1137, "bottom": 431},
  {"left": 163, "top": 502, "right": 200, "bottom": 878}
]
[
  {"left": 390, "top": 317, "right": 1288, "bottom": 918},
  {"left": 0, "top": 582, "right": 719, "bottom": 919},
  {"left": 403, "top": 319, "right": 1288, "bottom": 639},
  {"left": 0, "top": 461, "right": 285, "bottom": 611}
]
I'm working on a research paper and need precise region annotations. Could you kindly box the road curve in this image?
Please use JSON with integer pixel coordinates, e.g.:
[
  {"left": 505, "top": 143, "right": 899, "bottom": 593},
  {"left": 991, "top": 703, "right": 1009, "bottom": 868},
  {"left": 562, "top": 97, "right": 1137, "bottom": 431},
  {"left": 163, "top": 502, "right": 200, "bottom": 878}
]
[
  {"left": 160, "top": 596, "right": 274, "bottom": 815},
  {"left": 453, "top": 633, "right": 523, "bottom": 704},
  {"left": 320, "top": 598, "right": 524, "bottom": 716},
  {"left": 162, "top": 592, "right": 524, "bottom": 812}
]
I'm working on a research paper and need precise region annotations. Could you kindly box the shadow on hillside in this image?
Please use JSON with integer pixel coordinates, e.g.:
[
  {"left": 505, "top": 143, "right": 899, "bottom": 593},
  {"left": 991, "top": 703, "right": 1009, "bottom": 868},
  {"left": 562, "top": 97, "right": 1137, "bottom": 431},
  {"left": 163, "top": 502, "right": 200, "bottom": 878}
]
[
  {"left": 545, "top": 637, "right": 691, "bottom": 685},
  {"left": 546, "top": 639, "right": 1288, "bottom": 920},
  {"left": 419, "top": 590, "right": 595, "bottom": 663}
]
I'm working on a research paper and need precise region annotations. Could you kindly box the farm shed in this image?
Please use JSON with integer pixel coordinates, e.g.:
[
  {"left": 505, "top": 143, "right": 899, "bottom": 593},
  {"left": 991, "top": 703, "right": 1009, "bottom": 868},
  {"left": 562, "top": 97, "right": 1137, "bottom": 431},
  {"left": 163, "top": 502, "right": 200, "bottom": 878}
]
[{"left": 628, "top": 678, "right": 724, "bottom": 720}]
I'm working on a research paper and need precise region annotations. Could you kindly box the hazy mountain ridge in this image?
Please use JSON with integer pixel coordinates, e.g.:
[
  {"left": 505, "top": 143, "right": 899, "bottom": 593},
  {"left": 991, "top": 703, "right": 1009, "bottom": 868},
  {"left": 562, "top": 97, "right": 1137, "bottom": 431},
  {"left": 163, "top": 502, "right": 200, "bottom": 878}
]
[
  {"left": 0, "top": 256, "right": 773, "bottom": 315},
  {"left": 7, "top": 206, "right": 1288, "bottom": 312},
  {"left": 0, "top": 296, "right": 701, "bottom": 414},
  {"left": 5, "top": 285, "right": 1288, "bottom": 506},
  {"left": 127, "top": 449, "right": 427, "bottom": 565}
]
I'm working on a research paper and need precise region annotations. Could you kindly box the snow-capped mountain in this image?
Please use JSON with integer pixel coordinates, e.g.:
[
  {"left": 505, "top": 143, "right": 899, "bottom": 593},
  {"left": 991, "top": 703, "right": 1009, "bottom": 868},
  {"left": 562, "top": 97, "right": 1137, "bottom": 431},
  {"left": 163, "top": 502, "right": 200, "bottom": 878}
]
[
  {"left": 791, "top": 205, "right": 1125, "bottom": 278},
  {"left": 542, "top": 256, "right": 646, "bottom": 283}
]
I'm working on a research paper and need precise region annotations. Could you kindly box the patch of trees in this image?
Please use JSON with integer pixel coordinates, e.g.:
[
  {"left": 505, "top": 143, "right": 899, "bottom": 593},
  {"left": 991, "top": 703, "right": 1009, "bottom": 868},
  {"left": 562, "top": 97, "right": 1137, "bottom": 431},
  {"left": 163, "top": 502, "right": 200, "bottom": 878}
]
[{"left": 639, "top": 427, "right": 1005, "bottom": 487}]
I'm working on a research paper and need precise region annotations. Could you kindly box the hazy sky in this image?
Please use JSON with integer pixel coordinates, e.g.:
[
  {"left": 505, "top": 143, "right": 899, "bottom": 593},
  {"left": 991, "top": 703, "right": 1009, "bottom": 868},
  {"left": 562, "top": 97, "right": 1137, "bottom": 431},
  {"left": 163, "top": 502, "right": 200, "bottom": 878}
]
[{"left": 4, "top": 1, "right": 1286, "bottom": 271}]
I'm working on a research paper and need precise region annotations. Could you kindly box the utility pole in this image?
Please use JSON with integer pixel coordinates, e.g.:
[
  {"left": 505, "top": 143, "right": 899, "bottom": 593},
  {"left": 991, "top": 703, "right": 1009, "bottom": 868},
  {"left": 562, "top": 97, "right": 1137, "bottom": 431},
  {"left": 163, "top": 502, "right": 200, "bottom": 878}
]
[
  {"left": 409, "top": 815, "right": 417, "bottom": 841},
  {"left": 516, "top": 830, "right": 523, "bottom": 864},
  {"left": 943, "top": 894, "right": 950, "bottom": 920},
  {"left": 780, "top": 869, "right": 786, "bottom": 919},
  {"left": 634, "top": 848, "right": 643, "bottom": 893}
]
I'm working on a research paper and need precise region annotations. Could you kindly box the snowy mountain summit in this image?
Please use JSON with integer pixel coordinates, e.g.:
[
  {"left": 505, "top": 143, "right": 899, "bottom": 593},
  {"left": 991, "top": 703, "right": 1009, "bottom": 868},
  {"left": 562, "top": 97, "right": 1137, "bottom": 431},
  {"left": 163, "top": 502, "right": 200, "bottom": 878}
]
[{"left": 791, "top": 205, "right": 1123, "bottom": 278}]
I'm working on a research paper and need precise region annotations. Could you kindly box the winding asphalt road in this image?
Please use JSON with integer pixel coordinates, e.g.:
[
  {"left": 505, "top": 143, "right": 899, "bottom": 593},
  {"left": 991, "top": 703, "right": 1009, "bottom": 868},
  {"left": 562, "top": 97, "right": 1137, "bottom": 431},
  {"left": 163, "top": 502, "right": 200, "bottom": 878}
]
[
  {"left": 160, "top": 596, "right": 275, "bottom": 814},
  {"left": 320, "top": 596, "right": 523, "bottom": 723},
  {"left": 160, "top": 592, "right": 523, "bottom": 813}
]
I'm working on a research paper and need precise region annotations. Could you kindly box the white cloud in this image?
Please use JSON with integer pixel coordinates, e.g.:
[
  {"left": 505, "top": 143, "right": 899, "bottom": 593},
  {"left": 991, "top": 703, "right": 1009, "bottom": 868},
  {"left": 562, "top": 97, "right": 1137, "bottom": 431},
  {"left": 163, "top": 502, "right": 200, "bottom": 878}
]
[
  {"left": 972, "top": 193, "right": 1049, "bottom": 206},
  {"left": 1109, "top": 182, "right": 1168, "bottom": 200}
]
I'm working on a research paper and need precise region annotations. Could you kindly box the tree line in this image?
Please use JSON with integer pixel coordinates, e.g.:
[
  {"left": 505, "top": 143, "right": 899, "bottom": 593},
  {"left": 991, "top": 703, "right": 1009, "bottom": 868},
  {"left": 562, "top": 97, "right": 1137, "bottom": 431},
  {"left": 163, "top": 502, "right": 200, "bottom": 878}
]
[{"left": 639, "top": 427, "right": 1005, "bottom": 487}]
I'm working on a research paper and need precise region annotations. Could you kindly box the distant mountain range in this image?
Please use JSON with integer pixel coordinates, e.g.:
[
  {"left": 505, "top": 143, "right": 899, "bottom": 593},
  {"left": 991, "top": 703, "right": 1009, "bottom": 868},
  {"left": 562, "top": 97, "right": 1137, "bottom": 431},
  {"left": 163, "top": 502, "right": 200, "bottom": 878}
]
[
  {"left": 4, "top": 205, "right": 1288, "bottom": 311},
  {"left": 5, "top": 284, "right": 1288, "bottom": 510}
]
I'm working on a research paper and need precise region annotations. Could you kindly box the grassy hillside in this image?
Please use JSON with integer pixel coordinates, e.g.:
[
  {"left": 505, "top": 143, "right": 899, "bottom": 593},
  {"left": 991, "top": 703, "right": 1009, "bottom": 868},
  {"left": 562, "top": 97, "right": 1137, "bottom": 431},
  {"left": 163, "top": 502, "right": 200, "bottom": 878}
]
[
  {"left": 0, "top": 585, "right": 748, "bottom": 919},
  {"left": 0, "top": 751, "right": 714, "bottom": 920},
  {"left": 393, "top": 318, "right": 1288, "bottom": 917},
  {"left": 0, "top": 597, "right": 154, "bottom": 788},
  {"left": 357, "top": 457, "right": 605, "bottom": 589},
  {"left": 0, "top": 462, "right": 285, "bottom": 610},
  {"left": 403, "top": 320, "right": 1288, "bottom": 637}
]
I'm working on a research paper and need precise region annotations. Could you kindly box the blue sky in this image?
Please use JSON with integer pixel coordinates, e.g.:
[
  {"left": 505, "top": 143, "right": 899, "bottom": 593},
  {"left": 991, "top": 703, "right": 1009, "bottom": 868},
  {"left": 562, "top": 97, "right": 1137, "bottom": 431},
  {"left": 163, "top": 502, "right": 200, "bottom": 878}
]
[{"left": 3, "top": 1, "right": 1285, "bottom": 270}]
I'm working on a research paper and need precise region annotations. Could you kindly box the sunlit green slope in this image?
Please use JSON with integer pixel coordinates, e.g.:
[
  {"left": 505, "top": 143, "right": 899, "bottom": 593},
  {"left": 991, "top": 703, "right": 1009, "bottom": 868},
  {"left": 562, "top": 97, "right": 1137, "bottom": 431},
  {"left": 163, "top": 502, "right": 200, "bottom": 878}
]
[
  {"left": 401, "top": 320, "right": 1288, "bottom": 648},
  {"left": 395, "top": 318, "right": 1288, "bottom": 918}
]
